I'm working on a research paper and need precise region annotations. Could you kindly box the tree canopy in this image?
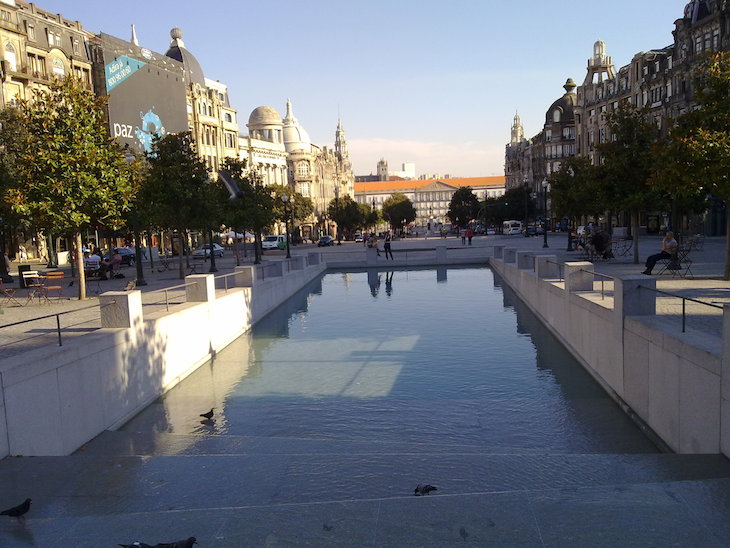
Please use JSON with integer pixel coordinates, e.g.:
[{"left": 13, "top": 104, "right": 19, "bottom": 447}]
[
  {"left": 382, "top": 192, "right": 416, "bottom": 231},
  {"left": 447, "top": 187, "right": 479, "bottom": 228}
]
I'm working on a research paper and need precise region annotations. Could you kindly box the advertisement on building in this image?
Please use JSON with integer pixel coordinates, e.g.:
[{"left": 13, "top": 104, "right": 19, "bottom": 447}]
[{"left": 93, "top": 34, "right": 188, "bottom": 153}]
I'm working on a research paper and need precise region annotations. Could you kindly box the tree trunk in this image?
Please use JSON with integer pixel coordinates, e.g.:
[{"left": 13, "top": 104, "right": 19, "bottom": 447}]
[
  {"left": 233, "top": 227, "right": 241, "bottom": 266},
  {"left": 724, "top": 212, "right": 730, "bottom": 280},
  {"left": 75, "top": 232, "right": 87, "bottom": 300},
  {"left": 178, "top": 227, "right": 185, "bottom": 279},
  {"left": 632, "top": 210, "right": 641, "bottom": 265},
  {"left": 254, "top": 232, "right": 261, "bottom": 264}
]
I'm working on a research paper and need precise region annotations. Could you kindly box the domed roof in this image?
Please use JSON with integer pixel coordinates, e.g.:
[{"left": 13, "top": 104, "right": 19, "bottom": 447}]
[
  {"left": 164, "top": 28, "right": 205, "bottom": 87},
  {"left": 248, "top": 106, "right": 282, "bottom": 127},
  {"left": 545, "top": 78, "right": 577, "bottom": 126},
  {"left": 282, "top": 98, "right": 312, "bottom": 153}
]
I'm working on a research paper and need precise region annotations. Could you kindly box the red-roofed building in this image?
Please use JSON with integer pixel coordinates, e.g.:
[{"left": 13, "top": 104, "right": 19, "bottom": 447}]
[{"left": 354, "top": 176, "right": 505, "bottom": 226}]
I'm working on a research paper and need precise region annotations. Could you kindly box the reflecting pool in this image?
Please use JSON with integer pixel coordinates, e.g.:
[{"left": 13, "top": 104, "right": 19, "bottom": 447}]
[{"left": 123, "top": 267, "right": 657, "bottom": 454}]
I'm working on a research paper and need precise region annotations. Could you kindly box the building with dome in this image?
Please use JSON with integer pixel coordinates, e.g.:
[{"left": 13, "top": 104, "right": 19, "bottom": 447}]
[
  {"left": 163, "top": 28, "right": 239, "bottom": 171},
  {"left": 238, "top": 99, "right": 354, "bottom": 241}
]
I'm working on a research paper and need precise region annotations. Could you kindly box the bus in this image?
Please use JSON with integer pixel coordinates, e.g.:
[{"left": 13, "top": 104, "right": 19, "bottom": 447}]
[{"left": 502, "top": 220, "right": 523, "bottom": 235}]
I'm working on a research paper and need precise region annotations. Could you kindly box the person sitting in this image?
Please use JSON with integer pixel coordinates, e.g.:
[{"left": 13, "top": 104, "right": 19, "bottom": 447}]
[
  {"left": 642, "top": 231, "right": 678, "bottom": 275},
  {"left": 590, "top": 230, "right": 613, "bottom": 259},
  {"left": 83, "top": 251, "right": 101, "bottom": 274},
  {"left": 108, "top": 251, "right": 122, "bottom": 273}
]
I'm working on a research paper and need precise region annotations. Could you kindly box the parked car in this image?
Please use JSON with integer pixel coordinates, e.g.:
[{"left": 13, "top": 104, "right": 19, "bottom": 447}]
[
  {"left": 104, "top": 247, "right": 136, "bottom": 266},
  {"left": 354, "top": 233, "right": 364, "bottom": 243},
  {"left": 192, "top": 243, "right": 224, "bottom": 258},
  {"left": 262, "top": 235, "right": 286, "bottom": 250},
  {"left": 317, "top": 235, "right": 335, "bottom": 247}
]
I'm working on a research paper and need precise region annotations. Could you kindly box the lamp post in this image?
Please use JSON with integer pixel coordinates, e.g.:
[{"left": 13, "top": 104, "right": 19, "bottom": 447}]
[
  {"left": 523, "top": 175, "right": 530, "bottom": 237},
  {"left": 281, "top": 193, "right": 291, "bottom": 259},
  {"left": 372, "top": 197, "right": 377, "bottom": 232},
  {"left": 334, "top": 185, "right": 342, "bottom": 245},
  {"left": 0, "top": 216, "right": 12, "bottom": 283},
  {"left": 542, "top": 180, "right": 549, "bottom": 249},
  {"left": 207, "top": 227, "right": 218, "bottom": 273},
  {"left": 124, "top": 149, "right": 147, "bottom": 286}
]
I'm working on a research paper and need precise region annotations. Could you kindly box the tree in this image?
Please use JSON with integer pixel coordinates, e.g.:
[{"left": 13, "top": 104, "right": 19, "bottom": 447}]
[
  {"left": 447, "top": 187, "right": 479, "bottom": 228},
  {"left": 327, "top": 194, "right": 363, "bottom": 240},
  {"left": 499, "top": 187, "right": 536, "bottom": 225},
  {"left": 549, "top": 156, "right": 600, "bottom": 249},
  {"left": 2, "top": 77, "right": 135, "bottom": 299},
  {"left": 358, "top": 202, "right": 379, "bottom": 230},
  {"left": 598, "top": 103, "right": 661, "bottom": 264},
  {"left": 653, "top": 52, "right": 730, "bottom": 278},
  {"left": 139, "top": 132, "right": 209, "bottom": 279},
  {"left": 382, "top": 192, "right": 416, "bottom": 231}
]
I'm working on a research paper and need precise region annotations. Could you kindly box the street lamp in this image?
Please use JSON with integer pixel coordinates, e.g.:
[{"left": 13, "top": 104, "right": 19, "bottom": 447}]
[
  {"left": 207, "top": 227, "right": 218, "bottom": 273},
  {"left": 542, "top": 180, "right": 549, "bottom": 249},
  {"left": 281, "top": 193, "right": 291, "bottom": 259},
  {"left": 334, "top": 185, "right": 342, "bottom": 245},
  {"left": 523, "top": 175, "right": 530, "bottom": 237},
  {"left": 123, "top": 149, "right": 147, "bottom": 286},
  {"left": 0, "top": 216, "right": 12, "bottom": 283}
]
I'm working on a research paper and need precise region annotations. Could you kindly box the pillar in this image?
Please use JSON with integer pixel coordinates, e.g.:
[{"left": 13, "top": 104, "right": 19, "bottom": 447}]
[
  {"left": 564, "top": 261, "right": 594, "bottom": 292},
  {"left": 535, "top": 255, "right": 559, "bottom": 278},
  {"left": 185, "top": 274, "right": 215, "bottom": 303},
  {"left": 99, "top": 290, "right": 142, "bottom": 329}
]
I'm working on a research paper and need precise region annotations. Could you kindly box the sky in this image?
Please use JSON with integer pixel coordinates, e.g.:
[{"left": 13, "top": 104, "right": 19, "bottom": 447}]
[{"left": 40, "top": 0, "right": 690, "bottom": 178}]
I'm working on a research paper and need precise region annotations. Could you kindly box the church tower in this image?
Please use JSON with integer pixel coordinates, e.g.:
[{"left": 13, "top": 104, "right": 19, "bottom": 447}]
[
  {"left": 335, "top": 118, "right": 349, "bottom": 162},
  {"left": 510, "top": 112, "right": 525, "bottom": 144},
  {"left": 583, "top": 40, "right": 615, "bottom": 85},
  {"left": 377, "top": 158, "right": 388, "bottom": 181}
]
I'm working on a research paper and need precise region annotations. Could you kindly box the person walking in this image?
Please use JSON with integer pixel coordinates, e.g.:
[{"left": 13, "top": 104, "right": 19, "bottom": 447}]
[
  {"left": 642, "top": 231, "right": 677, "bottom": 275},
  {"left": 460, "top": 228, "right": 466, "bottom": 245},
  {"left": 466, "top": 228, "right": 474, "bottom": 245},
  {"left": 384, "top": 231, "right": 393, "bottom": 260}
]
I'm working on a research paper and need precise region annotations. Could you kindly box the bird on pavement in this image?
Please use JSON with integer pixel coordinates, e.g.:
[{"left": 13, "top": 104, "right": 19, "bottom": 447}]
[
  {"left": 0, "top": 498, "right": 31, "bottom": 520},
  {"left": 118, "top": 543, "right": 154, "bottom": 548},
  {"left": 414, "top": 484, "right": 438, "bottom": 496},
  {"left": 154, "top": 537, "right": 198, "bottom": 548},
  {"left": 123, "top": 279, "right": 137, "bottom": 291},
  {"left": 199, "top": 408, "right": 214, "bottom": 420}
]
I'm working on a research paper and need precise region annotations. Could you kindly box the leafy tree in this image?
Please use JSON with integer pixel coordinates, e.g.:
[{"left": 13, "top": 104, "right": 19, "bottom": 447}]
[
  {"left": 598, "top": 103, "right": 661, "bottom": 264},
  {"left": 498, "top": 187, "right": 536, "bottom": 226},
  {"left": 327, "top": 194, "right": 363, "bottom": 240},
  {"left": 358, "top": 202, "right": 380, "bottom": 230},
  {"left": 447, "top": 187, "right": 479, "bottom": 228},
  {"left": 2, "top": 77, "right": 135, "bottom": 298},
  {"left": 549, "top": 156, "right": 600, "bottom": 249},
  {"left": 139, "top": 132, "right": 209, "bottom": 279},
  {"left": 382, "top": 192, "right": 416, "bottom": 231},
  {"left": 653, "top": 52, "right": 730, "bottom": 278}
]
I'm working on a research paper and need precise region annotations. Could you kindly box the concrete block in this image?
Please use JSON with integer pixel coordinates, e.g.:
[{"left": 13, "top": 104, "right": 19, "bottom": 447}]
[
  {"left": 516, "top": 251, "right": 533, "bottom": 270},
  {"left": 99, "top": 291, "right": 143, "bottom": 329},
  {"left": 307, "top": 252, "right": 321, "bottom": 266},
  {"left": 535, "top": 255, "right": 558, "bottom": 278},
  {"left": 435, "top": 243, "right": 447, "bottom": 264},
  {"left": 289, "top": 256, "right": 304, "bottom": 271},
  {"left": 503, "top": 248, "right": 517, "bottom": 263},
  {"left": 564, "top": 262, "right": 593, "bottom": 292},
  {"left": 235, "top": 266, "right": 254, "bottom": 287},
  {"left": 679, "top": 360, "right": 721, "bottom": 453},
  {"left": 648, "top": 344, "right": 680, "bottom": 452},
  {"left": 366, "top": 246, "right": 378, "bottom": 265},
  {"left": 615, "top": 276, "right": 656, "bottom": 318},
  {"left": 493, "top": 245, "right": 504, "bottom": 259},
  {"left": 185, "top": 274, "right": 215, "bottom": 303}
]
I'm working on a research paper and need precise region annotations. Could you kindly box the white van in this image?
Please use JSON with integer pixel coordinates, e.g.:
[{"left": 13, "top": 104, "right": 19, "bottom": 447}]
[
  {"left": 262, "top": 235, "right": 286, "bottom": 250},
  {"left": 502, "top": 220, "right": 523, "bottom": 235}
]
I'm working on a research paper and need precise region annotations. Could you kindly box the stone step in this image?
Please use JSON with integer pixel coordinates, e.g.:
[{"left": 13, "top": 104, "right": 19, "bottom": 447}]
[
  {"left": 80, "top": 429, "right": 657, "bottom": 457},
  {"left": 3, "top": 446, "right": 729, "bottom": 522}
]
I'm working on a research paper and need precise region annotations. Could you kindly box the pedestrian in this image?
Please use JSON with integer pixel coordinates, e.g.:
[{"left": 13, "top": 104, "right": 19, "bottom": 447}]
[
  {"left": 466, "top": 228, "right": 474, "bottom": 245},
  {"left": 460, "top": 228, "right": 466, "bottom": 245},
  {"left": 18, "top": 244, "right": 27, "bottom": 263},
  {"left": 642, "top": 231, "right": 677, "bottom": 275},
  {"left": 384, "top": 231, "right": 393, "bottom": 260}
]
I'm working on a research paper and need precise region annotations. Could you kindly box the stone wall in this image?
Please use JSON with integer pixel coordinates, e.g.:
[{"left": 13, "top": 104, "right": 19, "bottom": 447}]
[
  {"left": 490, "top": 246, "right": 729, "bottom": 455},
  {"left": 0, "top": 256, "right": 325, "bottom": 457}
]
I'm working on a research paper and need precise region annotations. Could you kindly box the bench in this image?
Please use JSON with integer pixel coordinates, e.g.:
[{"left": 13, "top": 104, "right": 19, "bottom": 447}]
[{"left": 657, "top": 246, "right": 693, "bottom": 279}]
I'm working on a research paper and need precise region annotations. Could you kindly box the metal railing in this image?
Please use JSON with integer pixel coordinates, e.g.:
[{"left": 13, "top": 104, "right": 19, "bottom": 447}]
[
  {"left": 585, "top": 270, "right": 615, "bottom": 300},
  {"left": 0, "top": 301, "right": 115, "bottom": 348},
  {"left": 214, "top": 271, "right": 240, "bottom": 292},
  {"left": 143, "top": 281, "right": 198, "bottom": 312},
  {"left": 545, "top": 259, "right": 565, "bottom": 282},
  {"left": 639, "top": 286, "right": 724, "bottom": 333}
]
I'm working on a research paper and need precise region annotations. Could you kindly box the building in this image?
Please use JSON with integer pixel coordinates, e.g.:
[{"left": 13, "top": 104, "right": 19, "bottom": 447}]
[
  {"left": 354, "top": 176, "right": 505, "bottom": 227},
  {"left": 240, "top": 105, "right": 288, "bottom": 186},
  {"left": 0, "top": 0, "right": 93, "bottom": 106}
]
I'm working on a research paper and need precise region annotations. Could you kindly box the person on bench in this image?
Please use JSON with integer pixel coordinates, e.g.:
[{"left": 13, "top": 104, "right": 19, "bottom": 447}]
[
  {"left": 83, "top": 251, "right": 101, "bottom": 275},
  {"left": 642, "top": 231, "right": 677, "bottom": 275}
]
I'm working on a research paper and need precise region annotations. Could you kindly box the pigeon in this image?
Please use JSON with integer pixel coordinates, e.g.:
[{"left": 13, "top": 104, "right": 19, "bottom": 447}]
[
  {"left": 68, "top": 280, "right": 74, "bottom": 287},
  {"left": 414, "top": 484, "right": 438, "bottom": 496},
  {"left": 118, "top": 543, "right": 154, "bottom": 548},
  {"left": 0, "top": 498, "right": 31, "bottom": 520},
  {"left": 123, "top": 279, "right": 137, "bottom": 291},
  {"left": 154, "top": 537, "right": 198, "bottom": 548},
  {"left": 199, "top": 408, "right": 214, "bottom": 420}
]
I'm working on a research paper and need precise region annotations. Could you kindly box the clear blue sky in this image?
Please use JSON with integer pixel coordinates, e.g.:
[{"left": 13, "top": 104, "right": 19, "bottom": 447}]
[{"left": 42, "top": 0, "right": 689, "bottom": 178}]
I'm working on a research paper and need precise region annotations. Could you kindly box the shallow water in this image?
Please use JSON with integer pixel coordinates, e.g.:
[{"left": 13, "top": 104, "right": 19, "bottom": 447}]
[{"left": 123, "top": 267, "right": 657, "bottom": 454}]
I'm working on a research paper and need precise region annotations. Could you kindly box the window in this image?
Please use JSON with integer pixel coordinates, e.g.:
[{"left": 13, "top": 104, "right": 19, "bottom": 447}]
[
  {"left": 224, "top": 112, "right": 232, "bottom": 123},
  {"left": 72, "top": 38, "right": 80, "bottom": 55},
  {"left": 562, "top": 127, "right": 575, "bottom": 140},
  {"left": 47, "top": 30, "right": 62, "bottom": 48},
  {"left": 4, "top": 43, "right": 16, "bottom": 72},
  {"left": 544, "top": 129, "right": 552, "bottom": 142},
  {"left": 553, "top": 109, "right": 561, "bottom": 123},
  {"left": 224, "top": 132, "right": 235, "bottom": 148},
  {"left": 51, "top": 57, "right": 64, "bottom": 77},
  {"left": 297, "top": 162, "right": 309, "bottom": 176},
  {"left": 0, "top": 10, "right": 10, "bottom": 22},
  {"left": 27, "top": 23, "right": 35, "bottom": 41}
]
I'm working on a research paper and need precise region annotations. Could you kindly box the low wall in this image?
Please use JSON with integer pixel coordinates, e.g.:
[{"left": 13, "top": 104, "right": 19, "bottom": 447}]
[
  {"left": 490, "top": 247, "right": 730, "bottom": 455},
  {"left": 0, "top": 256, "right": 325, "bottom": 457}
]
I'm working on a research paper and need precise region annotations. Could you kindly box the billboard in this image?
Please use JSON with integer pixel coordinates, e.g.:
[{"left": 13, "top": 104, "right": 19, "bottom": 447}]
[{"left": 94, "top": 33, "right": 188, "bottom": 153}]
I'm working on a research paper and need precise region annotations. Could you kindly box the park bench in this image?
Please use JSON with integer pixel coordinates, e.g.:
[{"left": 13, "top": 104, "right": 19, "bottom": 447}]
[{"left": 657, "top": 246, "right": 693, "bottom": 279}]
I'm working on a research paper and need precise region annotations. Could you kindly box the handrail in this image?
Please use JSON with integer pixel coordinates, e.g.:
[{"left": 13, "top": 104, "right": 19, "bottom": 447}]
[
  {"left": 214, "top": 271, "right": 239, "bottom": 292},
  {"left": 0, "top": 301, "right": 116, "bottom": 347},
  {"left": 143, "top": 281, "right": 199, "bottom": 312},
  {"left": 639, "top": 285, "right": 723, "bottom": 333},
  {"left": 545, "top": 259, "right": 565, "bottom": 282}
]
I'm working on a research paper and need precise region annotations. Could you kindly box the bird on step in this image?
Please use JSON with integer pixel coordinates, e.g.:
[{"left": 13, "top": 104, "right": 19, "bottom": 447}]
[
  {"left": 123, "top": 279, "right": 137, "bottom": 291},
  {"left": 118, "top": 543, "right": 154, "bottom": 548},
  {"left": 414, "top": 484, "right": 438, "bottom": 496},
  {"left": 0, "top": 498, "right": 31, "bottom": 521},
  {"left": 154, "top": 537, "right": 198, "bottom": 548},
  {"left": 199, "top": 408, "right": 215, "bottom": 420}
]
